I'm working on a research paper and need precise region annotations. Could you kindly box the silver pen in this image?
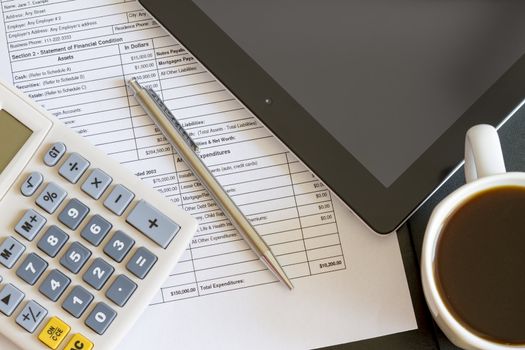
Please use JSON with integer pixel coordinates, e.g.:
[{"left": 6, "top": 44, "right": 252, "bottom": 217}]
[{"left": 128, "top": 78, "right": 293, "bottom": 290}]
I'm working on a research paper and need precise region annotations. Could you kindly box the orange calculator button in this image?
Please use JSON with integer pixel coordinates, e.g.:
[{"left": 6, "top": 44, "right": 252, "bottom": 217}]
[
  {"left": 37, "top": 316, "right": 70, "bottom": 349},
  {"left": 64, "top": 333, "right": 94, "bottom": 350}
]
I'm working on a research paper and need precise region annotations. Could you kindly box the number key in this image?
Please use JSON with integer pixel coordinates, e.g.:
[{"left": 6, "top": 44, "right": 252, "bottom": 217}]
[
  {"left": 60, "top": 242, "right": 91, "bottom": 274},
  {"left": 39, "top": 269, "right": 70, "bottom": 301},
  {"left": 85, "top": 302, "right": 117, "bottom": 335},
  {"left": 16, "top": 253, "right": 48, "bottom": 285},
  {"left": 58, "top": 199, "right": 89, "bottom": 230},
  {"left": 103, "top": 230, "right": 134, "bottom": 262},
  {"left": 83, "top": 258, "right": 114, "bottom": 290},
  {"left": 80, "top": 215, "right": 112, "bottom": 246},
  {"left": 62, "top": 286, "right": 93, "bottom": 318},
  {"left": 37, "top": 226, "right": 69, "bottom": 258}
]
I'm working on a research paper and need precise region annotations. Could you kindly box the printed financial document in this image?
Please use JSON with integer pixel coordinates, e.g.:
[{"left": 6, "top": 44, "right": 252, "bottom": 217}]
[{"left": 0, "top": 1, "right": 417, "bottom": 349}]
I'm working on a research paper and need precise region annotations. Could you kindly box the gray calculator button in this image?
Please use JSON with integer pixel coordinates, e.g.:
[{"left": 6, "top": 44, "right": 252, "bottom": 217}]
[
  {"left": 20, "top": 172, "right": 43, "bottom": 197},
  {"left": 62, "top": 286, "right": 93, "bottom": 318},
  {"left": 36, "top": 182, "right": 67, "bottom": 214},
  {"left": 85, "top": 302, "right": 117, "bottom": 335},
  {"left": 16, "top": 253, "right": 48, "bottom": 285},
  {"left": 39, "top": 269, "right": 70, "bottom": 301},
  {"left": 16, "top": 300, "right": 47, "bottom": 333},
  {"left": 15, "top": 209, "right": 46, "bottom": 241},
  {"left": 0, "top": 284, "right": 24, "bottom": 316},
  {"left": 103, "top": 230, "right": 134, "bottom": 262},
  {"left": 126, "top": 247, "right": 157, "bottom": 279},
  {"left": 60, "top": 242, "right": 91, "bottom": 274},
  {"left": 103, "top": 185, "right": 134, "bottom": 215},
  {"left": 59, "top": 153, "right": 90, "bottom": 184},
  {"left": 81, "top": 168, "right": 112, "bottom": 199},
  {"left": 0, "top": 236, "right": 25, "bottom": 268},
  {"left": 44, "top": 142, "right": 66, "bottom": 166},
  {"left": 80, "top": 215, "right": 112, "bottom": 246},
  {"left": 106, "top": 275, "right": 137, "bottom": 307},
  {"left": 83, "top": 258, "right": 114, "bottom": 290},
  {"left": 58, "top": 199, "right": 90, "bottom": 230},
  {"left": 126, "top": 200, "right": 180, "bottom": 248},
  {"left": 37, "top": 226, "right": 69, "bottom": 258}
]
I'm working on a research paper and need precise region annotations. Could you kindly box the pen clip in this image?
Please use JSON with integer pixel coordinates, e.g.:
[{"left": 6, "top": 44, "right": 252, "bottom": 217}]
[{"left": 144, "top": 87, "right": 200, "bottom": 153}]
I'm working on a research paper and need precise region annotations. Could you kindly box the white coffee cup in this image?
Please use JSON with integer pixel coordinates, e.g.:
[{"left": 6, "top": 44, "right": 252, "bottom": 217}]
[{"left": 421, "top": 124, "right": 525, "bottom": 350}]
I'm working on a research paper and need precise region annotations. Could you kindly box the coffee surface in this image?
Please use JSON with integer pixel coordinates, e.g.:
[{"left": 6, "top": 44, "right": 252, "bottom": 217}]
[{"left": 436, "top": 185, "right": 525, "bottom": 344}]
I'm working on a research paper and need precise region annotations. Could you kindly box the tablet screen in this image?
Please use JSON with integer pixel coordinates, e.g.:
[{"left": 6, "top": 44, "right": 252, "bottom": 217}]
[{"left": 192, "top": 0, "right": 525, "bottom": 187}]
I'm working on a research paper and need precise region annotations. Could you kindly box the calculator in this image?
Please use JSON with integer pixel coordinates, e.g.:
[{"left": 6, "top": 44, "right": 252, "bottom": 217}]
[{"left": 0, "top": 79, "right": 197, "bottom": 350}]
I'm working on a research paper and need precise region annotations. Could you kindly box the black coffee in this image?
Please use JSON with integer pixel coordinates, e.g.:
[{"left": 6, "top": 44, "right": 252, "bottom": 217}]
[{"left": 435, "top": 185, "right": 525, "bottom": 344}]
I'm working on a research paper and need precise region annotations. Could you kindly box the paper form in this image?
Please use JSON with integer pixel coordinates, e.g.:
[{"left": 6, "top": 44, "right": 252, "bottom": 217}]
[{"left": 0, "top": 1, "right": 417, "bottom": 349}]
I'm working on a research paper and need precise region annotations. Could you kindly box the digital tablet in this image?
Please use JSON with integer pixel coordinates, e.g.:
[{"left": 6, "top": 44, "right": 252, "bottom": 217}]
[{"left": 139, "top": 0, "right": 525, "bottom": 233}]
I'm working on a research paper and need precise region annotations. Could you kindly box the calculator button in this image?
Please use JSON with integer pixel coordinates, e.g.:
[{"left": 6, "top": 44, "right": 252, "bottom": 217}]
[
  {"left": 85, "top": 302, "right": 117, "bottom": 335},
  {"left": 60, "top": 242, "right": 91, "bottom": 274},
  {"left": 103, "top": 230, "right": 134, "bottom": 262},
  {"left": 0, "top": 236, "right": 25, "bottom": 268},
  {"left": 38, "top": 316, "right": 70, "bottom": 349},
  {"left": 37, "top": 226, "right": 69, "bottom": 258},
  {"left": 36, "top": 182, "right": 67, "bottom": 214},
  {"left": 62, "top": 286, "right": 93, "bottom": 318},
  {"left": 64, "top": 334, "right": 93, "bottom": 350},
  {"left": 106, "top": 275, "right": 137, "bottom": 307},
  {"left": 16, "top": 300, "right": 47, "bottom": 333},
  {"left": 59, "top": 153, "right": 90, "bottom": 184},
  {"left": 83, "top": 258, "right": 114, "bottom": 290},
  {"left": 81, "top": 168, "right": 112, "bottom": 199},
  {"left": 103, "top": 184, "right": 135, "bottom": 215},
  {"left": 16, "top": 253, "right": 48, "bottom": 285},
  {"left": 43, "top": 142, "right": 66, "bottom": 167},
  {"left": 58, "top": 198, "right": 90, "bottom": 230},
  {"left": 0, "top": 283, "right": 25, "bottom": 316},
  {"left": 39, "top": 269, "right": 71, "bottom": 301},
  {"left": 15, "top": 209, "right": 47, "bottom": 241},
  {"left": 20, "top": 172, "right": 43, "bottom": 197},
  {"left": 126, "top": 247, "right": 157, "bottom": 279},
  {"left": 126, "top": 199, "right": 180, "bottom": 248},
  {"left": 80, "top": 215, "right": 112, "bottom": 246}
]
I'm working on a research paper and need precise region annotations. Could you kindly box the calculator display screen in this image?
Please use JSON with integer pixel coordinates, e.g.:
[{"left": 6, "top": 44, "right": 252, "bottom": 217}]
[{"left": 0, "top": 110, "right": 33, "bottom": 173}]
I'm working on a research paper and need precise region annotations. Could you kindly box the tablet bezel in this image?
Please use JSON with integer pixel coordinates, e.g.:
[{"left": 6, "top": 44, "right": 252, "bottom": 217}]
[{"left": 139, "top": 0, "right": 525, "bottom": 233}]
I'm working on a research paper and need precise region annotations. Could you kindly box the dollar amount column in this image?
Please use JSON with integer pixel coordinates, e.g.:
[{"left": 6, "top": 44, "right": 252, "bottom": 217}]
[{"left": 287, "top": 154, "right": 346, "bottom": 274}]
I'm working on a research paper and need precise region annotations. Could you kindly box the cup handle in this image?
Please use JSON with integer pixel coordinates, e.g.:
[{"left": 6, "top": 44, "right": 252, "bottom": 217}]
[{"left": 464, "top": 124, "right": 506, "bottom": 183}]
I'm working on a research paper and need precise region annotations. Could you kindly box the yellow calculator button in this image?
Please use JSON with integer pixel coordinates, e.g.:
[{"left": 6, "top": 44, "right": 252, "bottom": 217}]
[
  {"left": 37, "top": 316, "right": 71, "bottom": 349},
  {"left": 64, "top": 333, "right": 94, "bottom": 350}
]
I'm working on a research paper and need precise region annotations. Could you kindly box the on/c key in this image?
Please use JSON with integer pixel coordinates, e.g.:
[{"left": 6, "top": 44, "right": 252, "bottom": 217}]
[
  {"left": 37, "top": 316, "right": 70, "bottom": 349},
  {"left": 64, "top": 333, "right": 93, "bottom": 350}
]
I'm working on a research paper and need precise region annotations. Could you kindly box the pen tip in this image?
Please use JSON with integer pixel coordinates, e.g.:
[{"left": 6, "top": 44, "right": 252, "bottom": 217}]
[
  {"left": 261, "top": 251, "right": 294, "bottom": 291},
  {"left": 284, "top": 278, "right": 294, "bottom": 290}
]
